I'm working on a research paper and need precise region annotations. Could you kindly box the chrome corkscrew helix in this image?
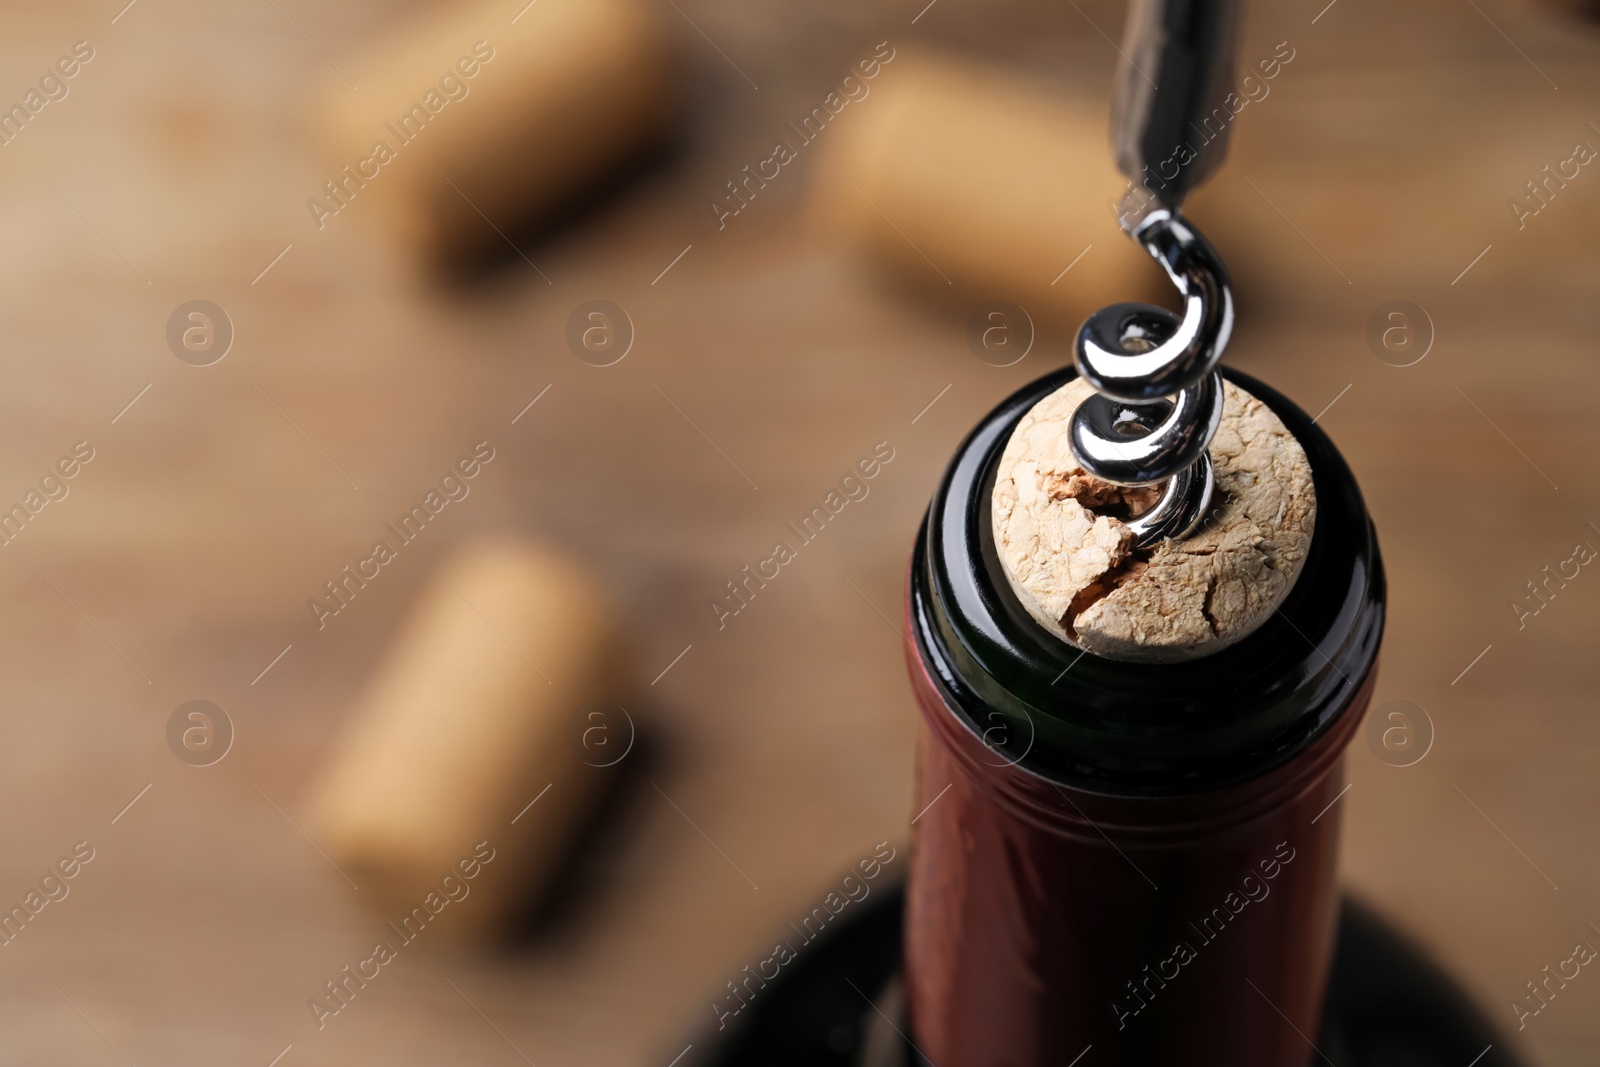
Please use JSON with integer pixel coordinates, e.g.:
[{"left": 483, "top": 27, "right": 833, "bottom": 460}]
[
  {"left": 1069, "top": 0, "right": 1242, "bottom": 547},
  {"left": 1069, "top": 210, "right": 1233, "bottom": 546}
]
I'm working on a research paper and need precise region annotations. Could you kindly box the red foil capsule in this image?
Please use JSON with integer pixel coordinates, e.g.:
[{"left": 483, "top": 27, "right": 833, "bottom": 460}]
[{"left": 902, "top": 367, "right": 1384, "bottom": 1067}]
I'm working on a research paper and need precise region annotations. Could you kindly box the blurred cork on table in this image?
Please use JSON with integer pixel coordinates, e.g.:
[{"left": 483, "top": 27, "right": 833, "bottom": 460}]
[
  {"left": 314, "top": 0, "right": 680, "bottom": 266},
  {"left": 809, "top": 48, "right": 1163, "bottom": 325},
  {"left": 304, "top": 538, "right": 635, "bottom": 944}
]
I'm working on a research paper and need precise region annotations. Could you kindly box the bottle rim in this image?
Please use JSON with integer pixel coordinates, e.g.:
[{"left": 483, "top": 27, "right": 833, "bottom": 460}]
[{"left": 908, "top": 365, "right": 1385, "bottom": 798}]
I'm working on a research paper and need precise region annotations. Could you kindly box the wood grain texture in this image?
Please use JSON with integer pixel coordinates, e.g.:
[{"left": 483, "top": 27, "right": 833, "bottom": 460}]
[{"left": 0, "top": 0, "right": 1594, "bottom": 1064}]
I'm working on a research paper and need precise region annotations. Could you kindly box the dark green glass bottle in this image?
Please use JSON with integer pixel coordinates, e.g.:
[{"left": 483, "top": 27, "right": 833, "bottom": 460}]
[{"left": 903, "top": 365, "right": 1384, "bottom": 1066}]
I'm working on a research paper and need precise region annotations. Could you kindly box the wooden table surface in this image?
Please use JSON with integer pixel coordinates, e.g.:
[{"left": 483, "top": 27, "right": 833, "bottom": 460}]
[{"left": 0, "top": 0, "right": 1597, "bottom": 1064}]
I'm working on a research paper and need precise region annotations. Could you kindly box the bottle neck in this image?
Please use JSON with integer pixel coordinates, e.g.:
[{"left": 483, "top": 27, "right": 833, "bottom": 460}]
[{"left": 908, "top": 366, "right": 1385, "bottom": 799}]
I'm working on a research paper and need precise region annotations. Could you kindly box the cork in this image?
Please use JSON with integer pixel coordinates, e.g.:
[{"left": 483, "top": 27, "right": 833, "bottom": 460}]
[
  {"left": 809, "top": 49, "right": 1162, "bottom": 321},
  {"left": 316, "top": 0, "right": 677, "bottom": 264},
  {"left": 991, "top": 378, "right": 1315, "bottom": 663},
  {"left": 304, "top": 538, "right": 629, "bottom": 941}
]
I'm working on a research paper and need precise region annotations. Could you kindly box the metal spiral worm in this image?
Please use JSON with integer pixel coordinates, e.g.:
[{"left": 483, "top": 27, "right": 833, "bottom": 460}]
[{"left": 1068, "top": 209, "right": 1235, "bottom": 546}]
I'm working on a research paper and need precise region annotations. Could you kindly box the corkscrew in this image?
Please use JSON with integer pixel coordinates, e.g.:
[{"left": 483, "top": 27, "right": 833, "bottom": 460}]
[{"left": 1068, "top": 0, "right": 1242, "bottom": 546}]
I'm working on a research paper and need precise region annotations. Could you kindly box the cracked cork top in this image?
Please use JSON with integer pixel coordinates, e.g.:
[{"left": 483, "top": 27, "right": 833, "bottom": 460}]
[{"left": 991, "top": 376, "right": 1316, "bottom": 663}]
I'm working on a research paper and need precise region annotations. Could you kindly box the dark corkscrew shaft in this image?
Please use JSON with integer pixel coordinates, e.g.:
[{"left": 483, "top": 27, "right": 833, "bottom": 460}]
[
  {"left": 1069, "top": 0, "right": 1242, "bottom": 547},
  {"left": 1112, "top": 0, "right": 1243, "bottom": 211}
]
